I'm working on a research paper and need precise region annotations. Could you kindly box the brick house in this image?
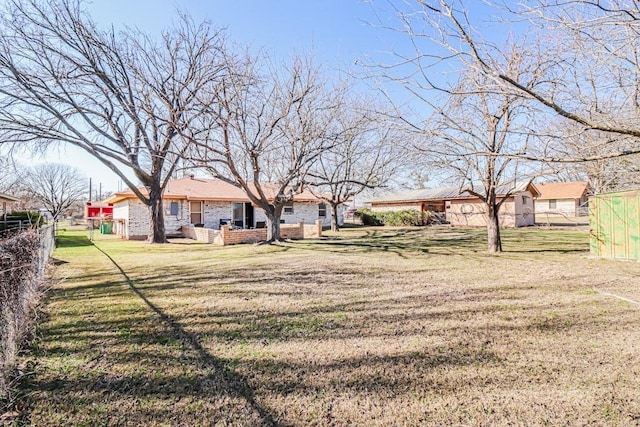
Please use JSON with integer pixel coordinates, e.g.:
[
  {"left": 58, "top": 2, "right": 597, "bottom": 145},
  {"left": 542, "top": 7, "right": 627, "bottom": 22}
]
[
  {"left": 368, "top": 181, "right": 540, "bottom": 228},
  {"left": 105, "top": 177, "right": 343, "bottom": 240},
  {"left": 0, "top": 192, "right": 19, "bottom": 216},
  {"left": 534, "top": 181, "right": 591, "bottom": 217}
]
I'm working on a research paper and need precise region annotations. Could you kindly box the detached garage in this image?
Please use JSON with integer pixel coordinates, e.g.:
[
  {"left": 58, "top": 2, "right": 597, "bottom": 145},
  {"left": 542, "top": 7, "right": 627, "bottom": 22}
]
[{"left": 590, "top": 189, "right": 640, "bottom": 260}]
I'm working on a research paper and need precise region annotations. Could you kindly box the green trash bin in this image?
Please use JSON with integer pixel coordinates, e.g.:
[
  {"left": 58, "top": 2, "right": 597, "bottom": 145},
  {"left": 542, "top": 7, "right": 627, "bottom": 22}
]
[{"left": 100, "top": 221, "right": 113, "bottom": 234}]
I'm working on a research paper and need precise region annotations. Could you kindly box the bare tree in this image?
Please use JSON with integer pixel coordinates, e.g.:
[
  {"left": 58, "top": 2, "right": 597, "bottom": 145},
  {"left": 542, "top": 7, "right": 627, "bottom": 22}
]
[
  {"left": 306, "top": 99, "right": 403, "bottom": 232},
  {"left": 187, "top": 53, "right": 338, "bottom": 242},
  {"left": 373, "top": 0, "right": 640, "bottom": 162},
  {"left": 0, "top": 0, "right": 226, "bottom": 243},
  {"left": 423, "top": 61, "right": 537, "bottom": 253},
  {"left": 0, "top": 156, "right": 21, "bottom": 194},
  {"left": 365, "top": 3, "right": 541, "bottom": 252},
  {"left": 541, "top": 126, "right": 640, "bottom": 193},
  {"left": 21, "top": 163, "right": 86, "bottom": 221}
]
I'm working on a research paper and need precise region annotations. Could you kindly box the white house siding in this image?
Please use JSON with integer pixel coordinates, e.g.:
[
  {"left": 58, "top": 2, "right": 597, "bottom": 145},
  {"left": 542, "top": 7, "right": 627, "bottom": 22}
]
[
  {"left": 202, "top": 201, "right": 233, "bottom": 229},
  {"left": 254, "top": 208, "right": 267, "bottom": 225},
  {"left": 534, "top": 198, "right": 578, "bottom": 216},
  {"left": 164, "top": 199, "right": 189, "bottom": 234},
  {"left": 280, "top": 202, "right": 342, "bottom": 227},
  {"left": 114, "top": 198, "right": 339, "bottom": 239},
  {"left": 112, "top": 200, "right": 150, "bottom": 239},
  {"left": 112, "top": 202, "right": 130, "bottom": 238}
]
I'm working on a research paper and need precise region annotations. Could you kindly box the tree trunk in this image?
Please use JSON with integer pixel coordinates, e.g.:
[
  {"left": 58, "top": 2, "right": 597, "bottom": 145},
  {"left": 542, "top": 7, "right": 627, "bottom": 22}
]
[
  {"left": 330, "top": 203, "right": 339, "bottom": 232},
  {"left": 264, "top": 204, "right": 284, "bottom": 243},
  {"left": 486, "top": 198, "right": 502, "bottom": 254},
  {"left": 147, "top": 182, "right": 167, "bottom": 244}
]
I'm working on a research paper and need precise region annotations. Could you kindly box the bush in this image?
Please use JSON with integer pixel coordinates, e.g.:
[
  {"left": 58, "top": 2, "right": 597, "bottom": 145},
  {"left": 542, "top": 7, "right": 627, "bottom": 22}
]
[
  {"left": 0, "top": 230, "right": 45, "bottom": 400},
  {"left": 355, "top": 208, "right": 430, "bottom": 227},
  {"left": 355, "top": 208, "right": 384, "bottom": 226},
  {"left": 5, "top": 211, "right": 45, "bottom": 227},
  {"left": 0, "top": 211, "right": 45, "bottom": 234}
]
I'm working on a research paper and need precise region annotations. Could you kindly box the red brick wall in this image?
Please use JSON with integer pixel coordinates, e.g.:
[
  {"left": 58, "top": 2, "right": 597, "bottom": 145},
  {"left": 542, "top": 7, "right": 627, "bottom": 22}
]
[{"left": 183, "top": 220, "right": 322, "bottom": 245}]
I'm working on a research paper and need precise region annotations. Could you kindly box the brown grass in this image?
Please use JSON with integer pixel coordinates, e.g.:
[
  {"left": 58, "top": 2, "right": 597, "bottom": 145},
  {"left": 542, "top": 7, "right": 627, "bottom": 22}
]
[{"left": 11, "top": 227, "right": 640, "bottom": 426}]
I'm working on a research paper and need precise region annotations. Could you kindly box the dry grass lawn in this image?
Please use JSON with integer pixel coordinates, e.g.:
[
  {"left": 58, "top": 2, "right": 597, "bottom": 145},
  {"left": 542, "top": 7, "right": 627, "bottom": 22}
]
[{"left": 10, "top": 226, "right": 640, "bottom": 426}]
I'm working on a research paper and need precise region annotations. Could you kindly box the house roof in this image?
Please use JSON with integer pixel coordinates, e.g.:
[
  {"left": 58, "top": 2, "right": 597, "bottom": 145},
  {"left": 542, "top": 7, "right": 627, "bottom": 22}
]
[
  {"left": 106, "top": 177, "right": 325, "bottom": 204},
  {"left": 369, "top": 180, "right": 539, "bottom": 204},
  {"left": 536, "top": 181, "right": 590, "bottom": 200},
  {"left": 0, "top": 192, "right": 19, "bottom": 203}
]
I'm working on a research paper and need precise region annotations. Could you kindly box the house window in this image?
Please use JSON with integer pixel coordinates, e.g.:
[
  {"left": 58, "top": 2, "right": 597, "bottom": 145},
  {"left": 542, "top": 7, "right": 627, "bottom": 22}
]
[
  {"left": 190, "top": 201, "right": 203, "bottom": 224},
  {"left": 318, "top": 203, "right": 327, "bottom": 217},
  {"left": 283, "top": 202, "right": 294, "bottom": 215},
  {"left": 169, "top": 201, "right": 179, "bottom": 215},
  {"left": 549, "top": 199, "right": 557, "bottom": 209},
  {"left": 521, "top": 195, "right": 528, "bottom": 205}
]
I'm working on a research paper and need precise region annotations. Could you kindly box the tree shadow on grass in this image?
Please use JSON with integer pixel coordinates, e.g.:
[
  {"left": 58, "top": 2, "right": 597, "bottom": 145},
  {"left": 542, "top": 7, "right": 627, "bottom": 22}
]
[
  {"left": 22, "top": 242, "right": 281, "bottom": 425},
  {"left": 90, "top": 244, "right": 280, "bottom": 426},
  {"left": 300, "top": 227, "right": 590, "bottom": 257},
  {"left": 288, "top": 228, "right": 489, "bottom": 258}
]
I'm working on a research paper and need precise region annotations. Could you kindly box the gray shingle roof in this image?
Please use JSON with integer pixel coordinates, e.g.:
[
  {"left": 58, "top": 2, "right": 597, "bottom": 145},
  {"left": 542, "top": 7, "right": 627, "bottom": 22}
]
[{"left": 370, "top": 181, "right": 536, "bottom": 203}]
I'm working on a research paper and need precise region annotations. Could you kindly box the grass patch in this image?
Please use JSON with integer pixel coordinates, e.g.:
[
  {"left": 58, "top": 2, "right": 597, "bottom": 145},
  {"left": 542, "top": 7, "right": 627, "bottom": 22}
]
[{"left": 12, "top": 226, "right": 640, "bottom": 425}]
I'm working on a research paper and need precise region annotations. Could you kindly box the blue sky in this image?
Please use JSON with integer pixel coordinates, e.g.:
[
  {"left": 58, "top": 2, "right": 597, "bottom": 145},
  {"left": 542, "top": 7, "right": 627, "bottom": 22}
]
[
  {"left": 88, "top": 0, "right": 389, "bottom": 62},
  {"left": 53, "top": 0, "right": 401, "bottom": 193},
  {"left": 40, "top": 0, "right": 506, "bottom": 194}
]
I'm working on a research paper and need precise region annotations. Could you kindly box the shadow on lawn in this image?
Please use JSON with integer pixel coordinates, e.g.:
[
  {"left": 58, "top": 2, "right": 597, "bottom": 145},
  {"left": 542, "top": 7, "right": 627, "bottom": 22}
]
[
  {"left": 25, "top": 237, "right": 279, "bottom": 425},
  {"left": 89, "top": 244, "right": 280, "bottom": 426},
  {"left": 301, "top": 228, "right": 589, "bottom": 257},
  {"left": 289, "top": 228, "right": 490, "bottom": 258}
]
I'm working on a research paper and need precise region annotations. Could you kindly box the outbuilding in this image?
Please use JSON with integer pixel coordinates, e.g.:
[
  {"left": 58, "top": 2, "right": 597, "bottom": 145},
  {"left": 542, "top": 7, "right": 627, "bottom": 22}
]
[{"left": 589, "top": 189, "right": 640, "bottom": 260}]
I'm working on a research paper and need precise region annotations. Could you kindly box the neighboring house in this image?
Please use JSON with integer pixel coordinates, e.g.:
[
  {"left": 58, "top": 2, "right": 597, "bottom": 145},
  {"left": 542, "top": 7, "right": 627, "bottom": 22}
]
[
  {"left": 368, "top": 181, "right": 539, "bottom": 228},
  {"left": 534, "top": 181, "right": 591, "bottom": 217},
  {"left": 105, "top": 177, "right": 342, "bottom": 240},
  {"left": 0, "top": 192, "right": 19, "bottom": 217}
]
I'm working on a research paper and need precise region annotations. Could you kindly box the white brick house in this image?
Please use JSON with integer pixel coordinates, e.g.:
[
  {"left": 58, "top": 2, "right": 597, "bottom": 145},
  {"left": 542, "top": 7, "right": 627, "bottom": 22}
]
[{"left": 105, "top": 177, "right": 343, "bottom": 240}]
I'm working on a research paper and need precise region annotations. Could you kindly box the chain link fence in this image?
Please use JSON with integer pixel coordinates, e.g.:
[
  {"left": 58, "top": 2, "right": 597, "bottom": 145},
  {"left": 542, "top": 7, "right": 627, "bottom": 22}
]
[{"left": 0, "top": 224, "right": 55, "bottom": 399}]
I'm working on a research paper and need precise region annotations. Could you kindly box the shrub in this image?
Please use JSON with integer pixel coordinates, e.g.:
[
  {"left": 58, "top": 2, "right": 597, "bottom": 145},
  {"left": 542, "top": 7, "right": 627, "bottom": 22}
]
[
  {"left": 355, "top": 208, "right": 431, "bottom": 226},
  {"left": 355, "top": 208, "right": 384, "bottom": 226},
  {"left": 0, "top": 211, "right": 45, "bottom": 234},
  {"left": 381, "top": 209, "right": 430, "bottom": 226},
  {"left": 5, "top": 211, "right": 45, "bottom": 227}
]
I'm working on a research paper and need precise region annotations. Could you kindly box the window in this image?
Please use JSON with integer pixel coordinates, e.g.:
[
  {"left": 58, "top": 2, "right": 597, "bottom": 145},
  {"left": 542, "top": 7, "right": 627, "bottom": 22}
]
[
  {"left": 549, "top": 199, "right": 557, "bottom": 209},
  {"left": 169, "top": 201, "right": 179, "bottom": 215},
  {"left": 318, "top": 203, "right": 327, "bottom": 217},
  {"left": 190, "top": 201, "right": 203, "bottom": 224},
  {"left": 232, "top": 202, "right": 244, "bottom": 227},
  {"left": 283, "top": 202, "right": 294, "bottom": 215},
  {"left": 521, "top": 195, "right": 529, "bottom": 205}
]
